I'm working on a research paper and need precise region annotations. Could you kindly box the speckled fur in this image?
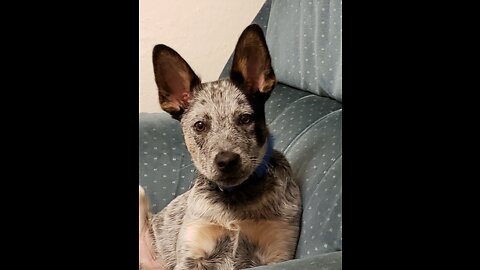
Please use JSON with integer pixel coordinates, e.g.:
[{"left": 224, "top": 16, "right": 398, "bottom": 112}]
[{"left": 140, "top": 25, "right": 301, "bottom": 270}]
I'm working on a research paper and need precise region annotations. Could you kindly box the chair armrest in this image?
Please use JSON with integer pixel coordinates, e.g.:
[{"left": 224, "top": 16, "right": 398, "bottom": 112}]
[{"left": 251, "top": 251, "right": 342, "bottom": 270}]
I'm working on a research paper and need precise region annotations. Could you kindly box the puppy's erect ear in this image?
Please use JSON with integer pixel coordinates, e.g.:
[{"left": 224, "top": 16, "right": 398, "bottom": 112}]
[
  {"left": 230, "top": 24, "right": 276, "bottom": 94},
  {"left": 152, "top": 45, "right": 201, "bottom": 120}
]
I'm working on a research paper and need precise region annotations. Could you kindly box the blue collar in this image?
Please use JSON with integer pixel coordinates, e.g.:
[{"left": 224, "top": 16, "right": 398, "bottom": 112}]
[
  {"left": 221, "top": 135, "right": 274, "bottom": 193},
  {"left": 253, "top": 135, "right": 274, "bottom": 179}
]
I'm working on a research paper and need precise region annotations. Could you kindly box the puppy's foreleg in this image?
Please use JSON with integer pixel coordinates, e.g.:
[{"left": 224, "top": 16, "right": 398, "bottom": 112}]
[
  {"left": 139, "top": 185, "right": 166, "bottom": 270},
  {"left": 174, "top": 221, "right": 236, "bottom": 270},
  {"left": 139, "top": 186, "right": 148, "bottom": 235}
]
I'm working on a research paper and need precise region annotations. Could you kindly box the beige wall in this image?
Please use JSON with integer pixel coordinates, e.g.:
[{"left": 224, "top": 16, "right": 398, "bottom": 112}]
[{"left": 140, "top": 0, "right": 265, "bottom": 112}]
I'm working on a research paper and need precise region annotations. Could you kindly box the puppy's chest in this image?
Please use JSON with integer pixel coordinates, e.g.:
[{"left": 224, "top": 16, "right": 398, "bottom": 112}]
[{"left": 179, "top": 219, "right": 296, "bottom": 267}]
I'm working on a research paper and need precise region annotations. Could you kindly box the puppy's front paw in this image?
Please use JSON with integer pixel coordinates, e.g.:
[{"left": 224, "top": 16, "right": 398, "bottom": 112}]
[
  {"left": 139, "top": 185, "right": 149, "bottom": 234},
  {"left": 139, "top": 185, "right": 146, "bottom": 201}
]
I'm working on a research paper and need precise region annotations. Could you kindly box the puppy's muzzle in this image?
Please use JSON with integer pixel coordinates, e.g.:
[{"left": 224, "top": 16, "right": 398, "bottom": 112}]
[{"left": 214, "top": 151, "right": 241, "bottom": 172}]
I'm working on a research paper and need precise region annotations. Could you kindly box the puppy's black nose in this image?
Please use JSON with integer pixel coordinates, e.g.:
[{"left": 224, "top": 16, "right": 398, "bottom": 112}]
[{"left": 215, "top": 151, "right": 240, "bottom": 171}]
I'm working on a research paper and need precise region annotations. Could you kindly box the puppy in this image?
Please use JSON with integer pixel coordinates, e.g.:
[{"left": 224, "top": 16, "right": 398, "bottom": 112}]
[{"left": 140, "top": 24, "right": 301, "bottom": 270}]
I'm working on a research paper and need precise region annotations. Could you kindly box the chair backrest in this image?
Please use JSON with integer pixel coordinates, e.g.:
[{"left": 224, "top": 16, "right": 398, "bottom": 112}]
[{"left": 266, "top": 0, "right": 342, "bottom": 101}]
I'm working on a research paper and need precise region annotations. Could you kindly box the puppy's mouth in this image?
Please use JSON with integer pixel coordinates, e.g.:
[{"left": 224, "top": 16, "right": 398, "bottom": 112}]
[{"left": 213, "top": 170, "right": 252, "bottom": 188}]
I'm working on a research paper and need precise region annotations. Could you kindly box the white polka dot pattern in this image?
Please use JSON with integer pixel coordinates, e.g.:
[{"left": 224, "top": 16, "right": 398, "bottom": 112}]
[
  {"left": 266, "top": 84, "right": 342, "bottom": 154},
  {"left": 267, "top": 85, "right": 342, "bottom": 258},
  {"left": 139, "top": 112, "right": 195, "bottom": 213},
  {"left": 266, "top": 0, "right": 342, "bottom": 101}
]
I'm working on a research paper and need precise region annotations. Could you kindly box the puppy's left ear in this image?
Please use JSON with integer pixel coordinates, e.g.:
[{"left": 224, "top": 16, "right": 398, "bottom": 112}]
[{"left": 230, "top": 24, "right": 276, "bottom": 94}]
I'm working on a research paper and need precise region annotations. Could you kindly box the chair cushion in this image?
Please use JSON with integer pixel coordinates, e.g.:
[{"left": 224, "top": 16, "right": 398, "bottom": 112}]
[
  {"left": 266, "top": 0, "right": 342, "bottom": 101},
  {"left": 139, "top": 112, "right": 194, "bottom": 213},
  {"left": 266, "top": 84, "right": 342, "bottom": 258}
]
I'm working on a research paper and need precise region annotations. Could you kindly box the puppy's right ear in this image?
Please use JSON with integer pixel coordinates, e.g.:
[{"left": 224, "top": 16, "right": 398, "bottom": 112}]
[{"left": 152, "top": 45, "right": 201, "bottom": 120}]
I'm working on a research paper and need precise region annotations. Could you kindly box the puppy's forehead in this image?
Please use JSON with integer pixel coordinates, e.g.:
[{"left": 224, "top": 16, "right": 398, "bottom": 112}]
[{"left": 191, "top": 80, "right": 251, "bottom": 116}]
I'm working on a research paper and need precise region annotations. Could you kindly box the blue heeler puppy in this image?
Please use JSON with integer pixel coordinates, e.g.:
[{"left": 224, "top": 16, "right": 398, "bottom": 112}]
[{"left": 139, "top": 24, "right": 301, "bottom": 270}]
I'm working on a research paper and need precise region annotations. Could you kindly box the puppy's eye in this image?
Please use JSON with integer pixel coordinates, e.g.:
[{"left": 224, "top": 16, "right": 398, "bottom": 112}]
[
  {"left": 193, "top": 121, "right": 206, "bottom": 132},
  {"left": 239, "top": 114, "right": 253, "bottom": 125}
]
